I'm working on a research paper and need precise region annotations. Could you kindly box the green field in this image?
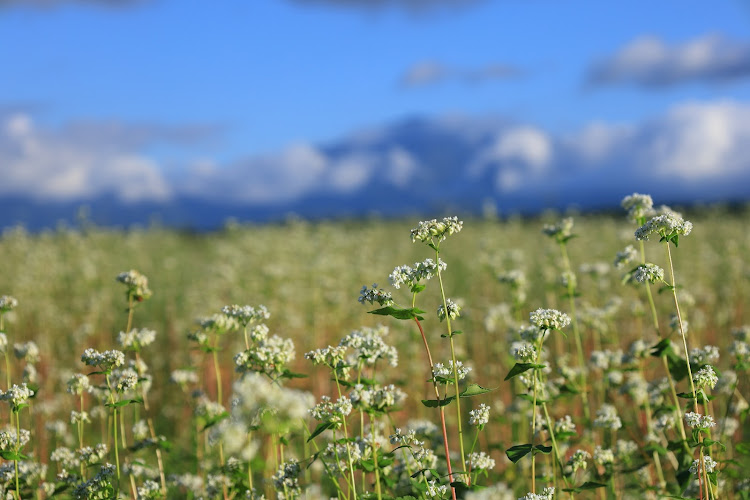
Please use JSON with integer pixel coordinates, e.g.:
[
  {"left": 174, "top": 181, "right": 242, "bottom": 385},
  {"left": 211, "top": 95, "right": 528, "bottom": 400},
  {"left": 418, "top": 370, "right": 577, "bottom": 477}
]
[{"left": 0, "top": 201, "right": 747, "bottom": 499}]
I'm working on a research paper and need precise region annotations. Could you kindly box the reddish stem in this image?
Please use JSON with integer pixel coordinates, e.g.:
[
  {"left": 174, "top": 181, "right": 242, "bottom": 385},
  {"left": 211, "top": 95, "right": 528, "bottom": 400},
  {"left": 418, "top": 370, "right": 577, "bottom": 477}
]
[{"left": 414, "top": 317, "right": 457, "bottom": 500}]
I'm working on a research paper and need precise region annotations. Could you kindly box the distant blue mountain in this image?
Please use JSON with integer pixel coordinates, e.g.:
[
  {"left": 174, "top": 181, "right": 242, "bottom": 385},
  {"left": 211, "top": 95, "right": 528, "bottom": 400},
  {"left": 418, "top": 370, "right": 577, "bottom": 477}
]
[{"left": 2, "top": 113, "right": 748, "bottom": 231}]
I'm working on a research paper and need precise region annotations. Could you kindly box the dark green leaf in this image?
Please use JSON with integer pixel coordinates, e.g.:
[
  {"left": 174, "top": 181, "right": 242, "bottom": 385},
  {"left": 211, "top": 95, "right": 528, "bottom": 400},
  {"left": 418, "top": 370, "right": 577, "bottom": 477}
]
[
  {"left": 650, "top": 338, "right": 672, "bottom": 357},
  {"left": 201, "top": 411, "right": 229, "bottom": 431},
  {"left": 505, "top": 444, "right": 532, "bottom": 463},
  {"left": 307, "top": 421, "right": 335, "bottom": 442},
  {"left": 504, "top": 362, "right": 544, "bottom": 381},
  {"left": 368, "top": 306, "right": 425, "bottom": 321},
  {"left": 280, "top": 369, "right": 307, "bottom": 380}
]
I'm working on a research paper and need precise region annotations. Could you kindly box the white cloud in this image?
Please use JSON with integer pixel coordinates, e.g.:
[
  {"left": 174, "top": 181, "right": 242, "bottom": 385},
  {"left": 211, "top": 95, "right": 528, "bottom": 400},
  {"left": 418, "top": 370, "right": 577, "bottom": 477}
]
[
  {"left": 588, "top": 33, "right": 750, "bottom": 87},
  {"left": 635, "top": 101, "right": 750, "bottom": 180},
  {"left": 0, "top": 113, "right": 172, "bottom": 202}
]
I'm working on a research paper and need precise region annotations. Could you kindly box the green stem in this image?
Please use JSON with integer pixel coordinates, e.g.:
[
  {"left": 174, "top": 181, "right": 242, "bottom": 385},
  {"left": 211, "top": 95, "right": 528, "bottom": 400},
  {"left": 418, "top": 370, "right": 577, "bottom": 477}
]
[
  {"left": 435, "top": 247, "right": 468, "bottom": 485},
  {"left": 558, "top": 242, "right": 590, "bottom": 423},
  {"left": 333, "top": 373, "right": 358, "bottom": 500},
  {"left": 13, "top": 410, "right": 20, "bottom": 500}
]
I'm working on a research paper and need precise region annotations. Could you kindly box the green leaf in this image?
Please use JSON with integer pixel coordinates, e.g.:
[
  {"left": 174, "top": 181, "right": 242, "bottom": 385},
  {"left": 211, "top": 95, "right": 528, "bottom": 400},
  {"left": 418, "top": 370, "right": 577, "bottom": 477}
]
[
  {"left": 0, "top": 451, "right": 27, "bottom": 461},
  {"left": 562, "top": 482, "right": 607, "bottom": 493},
  {"left": 459, "top": 383, "right": 495, "bottom": 398},
  {"left": 650, "top": 338, "right": 672, "bottom": 357},
  {"left": 421, "top": 397, "right": 452, "bottom": 408},
  {"left": 201, "top": 411, "right": 229, "bottom": 431},
  {"left": 504, "top": 362, "right": 545, "bottom": 381},
  {"left": 702, "top": 438, "right": 726, "bottom": 451},
  {"left": 279, "top": 369, "right": 307, "bottom": 380},
  {"left": 368, "top": 306, "right": 425, "bottom": 321},
  {"left": 421, "top": 384, "right": 495, "bottom": 408},
  {"left": 410, "top": 284, "right": 426, "bottom": 294},
  {"left": 307, "top": 421, "right": 334, "bottom": 442},
  {"left": 505, "top": 444, "right": 532, "bottom": 463},
  {"left": 534, "top": 445, "right": 552, "bottom": 454},
  {"left": 441, "top": 330, "right": 462, "bottom": 338},
  {"left": 105, "top": 398, "right": 143, "bottom": 408},
  {"left": 736, "top": 442, "right": 750, "bottom": 455}
]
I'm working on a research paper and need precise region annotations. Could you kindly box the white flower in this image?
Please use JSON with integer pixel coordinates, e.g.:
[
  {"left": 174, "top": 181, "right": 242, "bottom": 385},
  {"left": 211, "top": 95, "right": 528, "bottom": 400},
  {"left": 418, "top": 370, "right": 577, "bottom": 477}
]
[
  {"left": 469, "top": 404, "right": 490, "bottom": 426},
  {"left": 410, "top": 217, "right": 463, "bottom": 244}
]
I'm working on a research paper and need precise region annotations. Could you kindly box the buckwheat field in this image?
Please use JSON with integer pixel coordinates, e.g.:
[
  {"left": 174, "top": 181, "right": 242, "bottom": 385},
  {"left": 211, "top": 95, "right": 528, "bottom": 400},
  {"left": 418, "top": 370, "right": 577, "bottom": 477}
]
[{"left": 0, "top": 194, "right": 747, "bottom": 499}]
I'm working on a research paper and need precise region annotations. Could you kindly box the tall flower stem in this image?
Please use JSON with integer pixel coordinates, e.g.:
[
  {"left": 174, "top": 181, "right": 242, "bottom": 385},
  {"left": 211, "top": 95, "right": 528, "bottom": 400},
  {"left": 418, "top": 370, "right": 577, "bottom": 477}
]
[
  {"left": 413, "top": 317, "right": 457, "bottom": 500},
  {"left": 558, "top": 242, "right": 590, "bottom": 422},
  {"left": 663, "top": 242, "right": 713, "bottom": 500},
  {"left": 435, "top": 248, "right": 468, "bottom": 485},
  {"left": 332, "top": 373, "right": 358, "bottom": 500}
]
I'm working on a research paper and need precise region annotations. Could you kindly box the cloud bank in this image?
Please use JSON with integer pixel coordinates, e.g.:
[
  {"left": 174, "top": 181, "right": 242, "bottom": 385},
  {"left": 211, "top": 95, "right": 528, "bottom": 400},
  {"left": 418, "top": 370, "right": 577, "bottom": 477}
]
[
  {"left": 2, "top": 100, "right": 749, "bottom": 220},
  {"left": 588, "top": 34, "right": 750, "bottom": 88}
]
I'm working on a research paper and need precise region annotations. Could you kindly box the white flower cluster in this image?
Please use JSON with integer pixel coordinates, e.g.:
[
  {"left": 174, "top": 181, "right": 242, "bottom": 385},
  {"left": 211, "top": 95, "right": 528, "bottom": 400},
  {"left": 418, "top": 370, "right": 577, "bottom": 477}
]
[
  {"left": 71, "top": 463, "right": 117, "bottom": 499},
  {"left": 432, "top": 360, "right": 471, "bottom": 384},
  {"left": 349, "top": 384, "right": 406, "bottom": 412},
  {"left": 234, "top": 335, "right": 296, "bottom": 377},
  {"left": 621, "top": 193, "right": 654, "bottom": 221},
  {"left": 358, "top": 284, "right": 394, "bottom": 307},
  {"left": 70, "top": 411, "right": 90, "bottom": 425},
  {"left": 221, "top": 304, "right": 270, "bottom": 326},
  {"left": 117, "top": 328, "right": 157, "bottom": 350},
  {"left": 272, "top": 460, "right": 301, "bottom": 497},
  {"left": 466, "top": 451, "right": 495, "bottom": 471},
  {"left": 67, "top": 373, "right": 90, "bottom": 395},
  {"left": 633, "top": 263, "right": 664, "bottom": 284},
  {"left": 340, "top": 325, "right": 398, "bottom": 367},
  {"left": 136, "top": 480, "right": 161, "bottom": 500},
  {"left": 593, "top": 446, "right": 615, "bottom": 466},
  {"left": 0, "top": 383, "right": 34, "bottom": 409},
  {"left": 614, "top": 245, "right": 639, "bottom": 269},
  {"left": 593, "top": 404, "right": 622, "bottom": 430},
  {"left": 511, "top": 342, "right": 537, "bottom": 363},
  {"left": 542, "top": 217, "right": 574, "bottom": 239},
  {"left": 684, "top": 412, "right": 716, "bottom": 429},
  {"left": 215, "top": 374, "right": 312, "bottom": 461},
  {"left": 0, "top": 295, "right": 18, "bottom": 313},
  {"left": 389, "top": 258, "right": 447, "bottom": 289},
  {"left": 426, "top": 480, "right": 448, "bottom": 498},
  {"left": 689, "top": 345, "right": 720, "bottom": 365},
  {"left": 693, "top": 365, "right": 719, "bottom": 390},
  {"left": 568, "top": 449, "right": 590, "bottom": 473},
  {"left": 305, "top": 345, "right": 348, "bottom": 367},
  {"left": 309, "top": 396, "right": 352, "bottom": 425},
  {"left": 690, "top": 455, "right": 718, "bottom": 475},
  {"left": 116, "top": 270, "right": 152, "bottom": 300},
  {"left": 0, "top": 428, "right": 30, "bottom": 451},
  {"left": 169, "top": 369, "right": 198, "bottom": 386},
  {"left": 410, "top": 216, "right": 463, "bottom": 244},
  {"left": 497, "top": 269, "right": 526, "bottom": 288},
  {"left": 529, "top": 308, "right": 571, "bottom": 331},
  {"left": 554, "top": 415, "right": 576, "bottom": 434},
  {"left": 196, "top": 313, "right": 240, "bottom": 334},
  {"left": 81, "top": 348, "right": 125, "bottom": 371},
  {"left": 52, "top": 444, "right": 109, "bottom": 470},
  {"left": 635, "top": 213, "right": 693, "bottom": 241},
  {"left": 437, "top": 298, "right": 462, "bottom": 322},
  {"left": 12, "top": 341, "right": 39, "bottom": 365},
  {"left": 389, "top": 427, "right": 437, "bottom": 471},
  {"left": 112, "top": 367, "right": 139, "bottom": 393},
  {"left": 519, "top": 486, "right": 555, "bottom": 500},
  {"left": 469, "top": 404, "right": 490, "bottom": 426}
]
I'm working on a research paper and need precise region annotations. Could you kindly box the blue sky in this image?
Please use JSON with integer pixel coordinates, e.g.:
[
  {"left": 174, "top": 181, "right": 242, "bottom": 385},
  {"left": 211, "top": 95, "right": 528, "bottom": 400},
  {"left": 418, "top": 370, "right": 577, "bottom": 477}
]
[{"left": 2, "top": 0, "right": 750, "bottom": 216}]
